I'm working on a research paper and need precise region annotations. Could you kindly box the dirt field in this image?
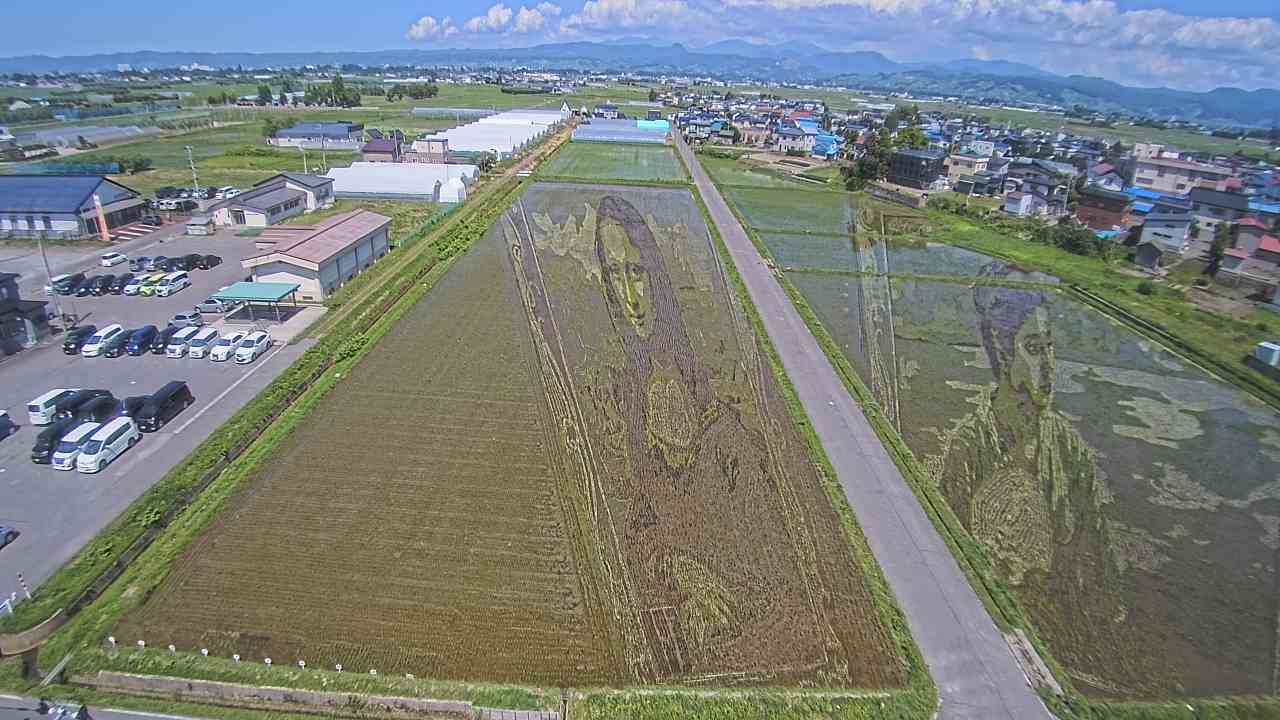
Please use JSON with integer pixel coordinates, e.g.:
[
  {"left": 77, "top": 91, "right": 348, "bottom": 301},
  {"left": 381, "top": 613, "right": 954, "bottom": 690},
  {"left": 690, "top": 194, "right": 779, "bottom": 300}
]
[{"left": 117, "top": 182, "right": 905, "bottom": 690}]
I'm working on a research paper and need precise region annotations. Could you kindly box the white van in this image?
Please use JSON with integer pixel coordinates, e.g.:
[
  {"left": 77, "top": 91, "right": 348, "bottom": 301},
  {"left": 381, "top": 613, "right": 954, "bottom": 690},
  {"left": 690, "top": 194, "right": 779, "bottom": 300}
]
[
  {"left": 28, "top": 388, "right": 81, "bottom": 425},
  {"left": 214, "top": 186, "right": 235, "bottom": 199},
  {"left": 234, "top": 331, "right": 272, "bottom": 364},
  {"left": 51, "top": 422, "right": 101, "bottom": 470},
  {"left": 76, "top": 417, "right": 141, "bottom": 474},
  {"left": 208, "top": 331, "right": 247, "bottom": 362},
  {"left": 80, "top": 324, "right": 124, "bottom": 357},
  {"left": 186, "top": 327, "right": 220, "bottom": 359},
  {"left": 164, "top": 326, "right": 200, "bottom": 358},
  {"left": 44, "top": 274, "right": 70, "bottom": 295},
  {"left": 155, "top": 271, "right": 190, "bottom": 298}
]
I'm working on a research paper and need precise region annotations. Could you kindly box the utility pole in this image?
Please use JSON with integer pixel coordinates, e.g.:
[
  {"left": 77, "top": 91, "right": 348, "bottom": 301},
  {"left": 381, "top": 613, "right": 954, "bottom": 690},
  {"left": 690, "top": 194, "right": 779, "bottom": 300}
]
[
  {"left": 36, "top": 235, "right": 65, "bottom": 324},
  {"left": 184, "top": 145, "right": 200, "bottom": 197},
  {"left": 298, "top": 145, "right": 309, "bottom": 174},
  {"left": 320, "top": 136, "right": 328, "bottom": 173}
]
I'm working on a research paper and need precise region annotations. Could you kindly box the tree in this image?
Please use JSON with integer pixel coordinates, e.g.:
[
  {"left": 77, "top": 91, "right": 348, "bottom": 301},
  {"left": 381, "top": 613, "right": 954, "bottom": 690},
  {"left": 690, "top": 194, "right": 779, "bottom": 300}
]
[
  {"left": 256, "top": 84, "right": 273, "bottom": 107},
  {"left": 895, "top": 126, "right": 928, "bottom": 150},
  {"left": 648, "top": 88, "right": 658, "bottom": 102},
  {"left": 205, "top": 95, "right": 220, "bottom": 107},
  {"left": 281, "top": 77, "right": 296, "bottom": 94},
  {"left": 476, "top": 151, "right": 497, "bottom": 172},
  {"left": 261, "top": 117, "right": 283, "bottom": 139},
  {"left": 1205, "top": 222, "right": 1229, "bottom": 278}
]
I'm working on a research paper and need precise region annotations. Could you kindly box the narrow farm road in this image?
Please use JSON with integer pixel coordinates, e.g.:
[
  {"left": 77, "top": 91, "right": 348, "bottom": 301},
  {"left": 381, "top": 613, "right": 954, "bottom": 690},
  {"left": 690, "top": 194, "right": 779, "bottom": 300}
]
[{"left": 675, "top": 136, "right": 1054, "bottom": 720}]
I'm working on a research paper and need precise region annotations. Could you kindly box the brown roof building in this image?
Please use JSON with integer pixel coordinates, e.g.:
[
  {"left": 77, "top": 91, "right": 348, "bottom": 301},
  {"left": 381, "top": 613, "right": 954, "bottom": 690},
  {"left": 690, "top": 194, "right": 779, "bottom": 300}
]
[{"left": 241, "top": 209, "right": 392, "bottom": 302}]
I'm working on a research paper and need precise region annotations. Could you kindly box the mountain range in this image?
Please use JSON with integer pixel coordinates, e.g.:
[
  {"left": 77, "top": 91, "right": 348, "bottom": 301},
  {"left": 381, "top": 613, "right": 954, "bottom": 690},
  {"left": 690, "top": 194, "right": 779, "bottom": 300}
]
[{"left": 2, "top": 41, "right": 1278, "bottom": 127}]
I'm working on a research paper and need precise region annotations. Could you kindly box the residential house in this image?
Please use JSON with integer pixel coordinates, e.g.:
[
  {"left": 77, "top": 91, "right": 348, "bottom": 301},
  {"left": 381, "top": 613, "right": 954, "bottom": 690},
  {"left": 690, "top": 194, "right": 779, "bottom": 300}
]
[
  {"left": 1139, "top": 213, "right": 1193, "bottom": 257},
  {"left": 1087, "top": 162, "right": 1125, "bottom": 191},
  {"left": 1133, "top": 154, "right": 1232, "bottom": 194},
  {"left": 947, "top": 152, "right": 989, "bottom": 185},
  {"left": 1076, "top": 185, "right": 1134, "bottom": 231},
  {"left": 209, "top": 173, "right": 334, "bottom": 228},
  {"left": 0, "top": 272, "right": 48, "bottom": 355},
  {"left": 1004, "top": 157, "right": 1077, "bottom": 217},
  {"left": 1133, "top": 241, "right": 1165, "bottom": 271},
  {"left": 404, "top": 138, "right": 449, "bottom": 163},
  {"left": 595, "top": 103, "right": 620, "bottom": 120},
  {"left": 954, "top": 171, "right": 1002, "bottom": 197},
  {"left": 1004, "top": 191, "right": 1044, "bottom": 217},
  {"left": 1190, "top": 187, "right": 1251, "bottom": 240},
  {"left": 776, "top": 126, "right": 814, "bottom": 154},
  {"left": 0, "top": 175, "right": 144, "bottom": 239},
  {"left": 887, "top": 149, "right": 946, "bottom": 190}
]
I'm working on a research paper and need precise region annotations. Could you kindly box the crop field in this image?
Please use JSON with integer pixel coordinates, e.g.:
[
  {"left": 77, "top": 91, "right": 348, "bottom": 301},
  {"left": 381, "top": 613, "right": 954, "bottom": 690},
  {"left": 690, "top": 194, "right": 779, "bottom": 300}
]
[
  {"left": 699, "top": 153, "right": 815, "bottom": 190},
  {"left": 542, "top": 143, "right": 685, "bottom": 182},
  {"left": 116, "top": 182, "right": 906, "bottom": 691},
  {"left": 723, "top": 186, "right": 855, "bottom": 235},
  {"left": 700, "top": 148, "right": 1280, "bottom": 701}
]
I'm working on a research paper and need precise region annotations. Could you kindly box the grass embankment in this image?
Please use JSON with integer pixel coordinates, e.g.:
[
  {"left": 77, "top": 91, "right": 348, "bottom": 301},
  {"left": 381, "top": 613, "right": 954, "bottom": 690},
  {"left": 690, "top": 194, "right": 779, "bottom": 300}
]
[{"left": 923, "top": 208, "right": 1280, "bottom": 410}]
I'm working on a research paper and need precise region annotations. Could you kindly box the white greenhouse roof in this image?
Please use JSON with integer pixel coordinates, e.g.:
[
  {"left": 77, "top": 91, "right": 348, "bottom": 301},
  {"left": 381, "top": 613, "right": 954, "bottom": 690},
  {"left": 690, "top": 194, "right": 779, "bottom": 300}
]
[{"left": 325, "top": 162, "right": 479, "bottom": 199}]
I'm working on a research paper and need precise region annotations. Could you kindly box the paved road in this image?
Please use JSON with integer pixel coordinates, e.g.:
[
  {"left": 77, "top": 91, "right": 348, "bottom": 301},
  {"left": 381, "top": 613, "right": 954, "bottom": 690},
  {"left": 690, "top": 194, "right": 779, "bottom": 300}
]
[{"left": 676, "top": 137, "right": 1053, "bottom": 720}]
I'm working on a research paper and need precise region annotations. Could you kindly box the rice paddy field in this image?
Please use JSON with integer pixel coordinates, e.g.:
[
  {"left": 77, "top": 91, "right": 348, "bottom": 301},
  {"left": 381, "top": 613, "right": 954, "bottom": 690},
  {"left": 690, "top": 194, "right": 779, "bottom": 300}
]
[
  {"left": 541, "top": 142, "right": 686, "bottom": 183},
  {"left": 705, "top": 161, "right": 1280, "bottom": 701},
  {"left": 114, "top": 181, "right": 908, "bottom": 691}
]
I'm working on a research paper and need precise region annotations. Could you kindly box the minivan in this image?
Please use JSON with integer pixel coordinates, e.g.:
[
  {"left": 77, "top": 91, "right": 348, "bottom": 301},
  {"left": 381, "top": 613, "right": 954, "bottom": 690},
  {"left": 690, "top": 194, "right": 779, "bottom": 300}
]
[
  {"left": 136, "top": 381, "right": 194, "bottom": 433},
  {"left": 185, "top": 326, "right": 220, "bottom": 359},
  {"left": 31, "top": 418, "right": 76, "bottom": 463},
  {"left": 155, "top": 271, "right": 190, "bottom": 297},
  {"left": 126, "top": 326, "right": 158, "bottom": 355},
  {"left": 61, "top": 325, "right": 97, "bottom": 354},
  {"left": 101, "top": 328, "right": 134, "bottom": 358},
  {"left": 52, "top": 389, "right": 112, "bottom": 422},
  {"left": 76, "top": 417, "right": 141, "bottom": 474},
  {"left": 234, "top": 331, "right": 272, "bottom": 364},
  {"left": 81, "top": 324, "right": 124, "bottom": 357},
  {"left": 115, "top": 396, "right": 149, "bottom": 418},
  {"left": 51, "top": 422, "right": 101, "bottom": 470},
  {"left": 197, "top": 254, "right": 222, "bottom": 270},
  {"left": 164, "top": 327, "right": 200, "bottom": 357},
  {"left": 151, "top": 326, "right": 181, "bottom": 354},
  {"left": 109, "top": 273, "right": 135, "bottom": 294},
  {"left": 52, "top": 272, "right": 85, "bottom": 295},
  {"left": 71, "top": 395, "right": 117, "bottom": 425},
  {"left": 28, "top": 388, "right": 80, "bottom": 424},
  {"left": 89, "top": 275, "right": 115, "bottom": 295},
  {"left": 45, "top": 273, "right": 70, "bottom": 295},
  {"left": 122, "top": 275, "right": 148, "bottom": 295}
]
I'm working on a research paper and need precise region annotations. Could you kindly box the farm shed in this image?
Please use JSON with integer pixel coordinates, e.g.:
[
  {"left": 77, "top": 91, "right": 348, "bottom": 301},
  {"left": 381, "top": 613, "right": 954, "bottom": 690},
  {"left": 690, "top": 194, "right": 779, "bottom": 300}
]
[
  {"left": 211, "top": 281, "right": 300, "bottom": 321},
  {"left": 325, "top": 162, "right": 477, "bottom": 203},
  {"left": 240, "top": 209, "right": 392, "bottom": 302},
  {"left": 209, "top": 173, "right": 334, "bottom": 228},
  {"left": 0, "top": 174, "right": 144, "bottom": 240}
]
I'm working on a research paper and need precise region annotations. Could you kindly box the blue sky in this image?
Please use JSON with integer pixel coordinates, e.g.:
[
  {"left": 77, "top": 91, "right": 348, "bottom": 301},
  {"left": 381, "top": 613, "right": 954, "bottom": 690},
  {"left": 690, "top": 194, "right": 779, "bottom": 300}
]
[{"left": 7, "top": 0, "right": 1280, "bottom": 90}]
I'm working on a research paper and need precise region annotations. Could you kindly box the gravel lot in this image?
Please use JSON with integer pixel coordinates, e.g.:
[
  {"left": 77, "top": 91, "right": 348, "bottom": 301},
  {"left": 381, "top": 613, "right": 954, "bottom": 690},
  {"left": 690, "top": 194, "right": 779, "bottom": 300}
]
[{"left": 0, "top": 230, "right": 311, "bottom": 606}]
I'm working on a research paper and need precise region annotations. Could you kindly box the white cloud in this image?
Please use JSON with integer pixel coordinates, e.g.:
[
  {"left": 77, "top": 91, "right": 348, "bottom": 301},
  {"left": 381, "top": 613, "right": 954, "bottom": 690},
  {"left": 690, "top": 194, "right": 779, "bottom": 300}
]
[
  {"left": 562, "top": 0, "right": 689, "bottom": 30},
  {"left": 464, "top": 3, "right": 515, "bottom": 32},
  {"left": 513, "top": 3, "right": 561, "bottom": 32},
  {"left": 406, "top": 15, "right": 457, "bottom": 40}
]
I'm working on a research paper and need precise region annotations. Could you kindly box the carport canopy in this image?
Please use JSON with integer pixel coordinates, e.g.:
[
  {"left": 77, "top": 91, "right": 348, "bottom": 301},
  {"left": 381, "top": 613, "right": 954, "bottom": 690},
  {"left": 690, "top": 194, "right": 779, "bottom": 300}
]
[{"left": 211, "top": 281, "right": 300, "bottom": 321}]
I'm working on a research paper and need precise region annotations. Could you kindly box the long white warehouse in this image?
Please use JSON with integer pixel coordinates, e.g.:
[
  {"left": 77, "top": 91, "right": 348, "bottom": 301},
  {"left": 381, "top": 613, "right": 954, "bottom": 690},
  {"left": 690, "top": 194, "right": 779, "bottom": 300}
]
[
  {"left": 419, "top": 107, "right": 569, "bottom": 160},
  {"left": 325, "top": 162, "right": 478, "bottom": 203}
]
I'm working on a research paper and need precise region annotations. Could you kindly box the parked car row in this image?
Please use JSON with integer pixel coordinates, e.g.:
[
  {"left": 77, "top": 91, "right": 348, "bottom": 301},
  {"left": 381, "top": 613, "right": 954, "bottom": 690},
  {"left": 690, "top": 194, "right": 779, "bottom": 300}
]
[
  {"left": 61, "top": 323, "right": 271, "bottom": 364},
  {"left": 27, "top": 381, "right": 194, "bottom": 471},
  {"left": 148, "top": 198, "right": 199, "bottom": 212},
  {"left": 45, "top": 254, "right": 222, "bottom": 297}
]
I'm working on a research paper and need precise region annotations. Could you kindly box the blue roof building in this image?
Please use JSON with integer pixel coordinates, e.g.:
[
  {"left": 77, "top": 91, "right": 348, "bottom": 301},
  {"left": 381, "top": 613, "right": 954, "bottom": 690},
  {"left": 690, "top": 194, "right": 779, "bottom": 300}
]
[{"left": 0, "top": 175, "right": 145, "bottom": 239}]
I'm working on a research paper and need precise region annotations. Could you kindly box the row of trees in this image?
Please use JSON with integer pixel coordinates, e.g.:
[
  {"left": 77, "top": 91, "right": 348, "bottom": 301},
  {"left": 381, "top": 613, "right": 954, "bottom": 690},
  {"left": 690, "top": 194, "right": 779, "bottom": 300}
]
[
  {"left": 385, "top": 83, "right": 439, "bottom": 102},
  {"left": 305, "top": 74, "right": 362, "bottom": 108}
]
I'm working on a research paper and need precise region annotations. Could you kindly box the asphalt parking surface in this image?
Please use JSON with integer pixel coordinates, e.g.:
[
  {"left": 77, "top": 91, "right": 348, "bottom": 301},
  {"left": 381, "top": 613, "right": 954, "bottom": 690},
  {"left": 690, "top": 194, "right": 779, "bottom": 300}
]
[{"left": 0, "top": 231, "right": 312, "bottom": 606}]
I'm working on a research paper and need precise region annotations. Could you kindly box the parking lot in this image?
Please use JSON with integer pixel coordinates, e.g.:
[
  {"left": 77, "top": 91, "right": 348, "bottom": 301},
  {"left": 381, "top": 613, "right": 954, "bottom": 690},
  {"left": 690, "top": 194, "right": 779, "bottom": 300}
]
[{"left": 0, "top": 230, "right": 314, "bottom": 605}]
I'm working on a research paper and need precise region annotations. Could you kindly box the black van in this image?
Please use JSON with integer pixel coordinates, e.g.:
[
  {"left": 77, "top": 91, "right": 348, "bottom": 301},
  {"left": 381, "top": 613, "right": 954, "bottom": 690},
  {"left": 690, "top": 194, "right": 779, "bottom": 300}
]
[
  {"left": 197, "top": 254, "right": 222, "bottom": 270},
  {"left": 151, "top": 326, "right": 181, "bottom": 354},
  {"left": 137, "top": 381, "right": 194, "bottom": 433},
  {"left": 181, "top": 253, "right": 204, "bottom": 270},
  {"left": 72, "top": 395, "right": 118, "bottom": 425},
  {"left": 62, "top": 325, "right": 97, "bottom": 354},
  {"left": 126, "top": 325, "right": 158, "bottom": 355},
  {"left": 31, "top": 418, "right": 75, "bottom": 464},
  {"left": 53, "top": 389, "right": 113, "bottom": 422}
]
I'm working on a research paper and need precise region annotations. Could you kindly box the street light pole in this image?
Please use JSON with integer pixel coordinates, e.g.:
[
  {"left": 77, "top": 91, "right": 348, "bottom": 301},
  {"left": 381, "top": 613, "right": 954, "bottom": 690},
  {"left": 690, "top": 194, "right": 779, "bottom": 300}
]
[
  {"left": 298, "top": 145, "right": 308, "bottom": 174},
  {"left": 184, "top": 145, "right": 200, "bottom": 197}
]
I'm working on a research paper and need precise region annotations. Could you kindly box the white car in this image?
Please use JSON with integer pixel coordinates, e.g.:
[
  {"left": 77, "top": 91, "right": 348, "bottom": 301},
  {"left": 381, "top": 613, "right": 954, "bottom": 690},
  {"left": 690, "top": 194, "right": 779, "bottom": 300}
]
[
  {"left": 122, "top": 276, "right": 147, "bottom": 295},
  {"left": 51, "top": 422, "right": 101, "bottom": 471},
  {"left": 186, "top": 327, "right": 220, "bottom": 359},
  {"left": 44, "top": 273, "right": 71, "bottom": 295},
  {"left": 76, "top": 417, "right": 141, "bottom": 473},
  {"left": 154, "top": 271, "right": 190, "bottom": 298},
  {"left": 28, "top": 388, "right": 80, "bottom": 425},
  {"left": 100, "top": 252, "right": 128, "bottom": 267},
  {"left": 164, "top": 326, "right": 200, "bottom": 358},
  {"left": 234, "top": 331, "right": 272, "bottom": 364},
  {"left": 208, "top": 331, "right": 247, "bottom": 362},
  {"left": 80, "top": 324, "right": 124, "bottom": 358}
]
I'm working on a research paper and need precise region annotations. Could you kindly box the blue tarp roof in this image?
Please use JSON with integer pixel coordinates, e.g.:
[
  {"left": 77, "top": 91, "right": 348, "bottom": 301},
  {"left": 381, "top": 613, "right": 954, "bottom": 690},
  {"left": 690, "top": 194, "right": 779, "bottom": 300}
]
[
  {"left": 1250, "top": 199, "right": 1280, "bottom": 216},
  {"left": 0, "top": 175, "right": 119, "bottom": 213},
  {"left": 1125, "top": 187, "right": 1163, "bottom": 201},
  {"left": 275, "top": 122, "right": 359, "bottom": 140},
  {"left": 1132, "top": 201, "right": 1155, "bottom": 214},
  {"left": 1096, "top": 230, "right": 1122, "bottom": 240}
]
